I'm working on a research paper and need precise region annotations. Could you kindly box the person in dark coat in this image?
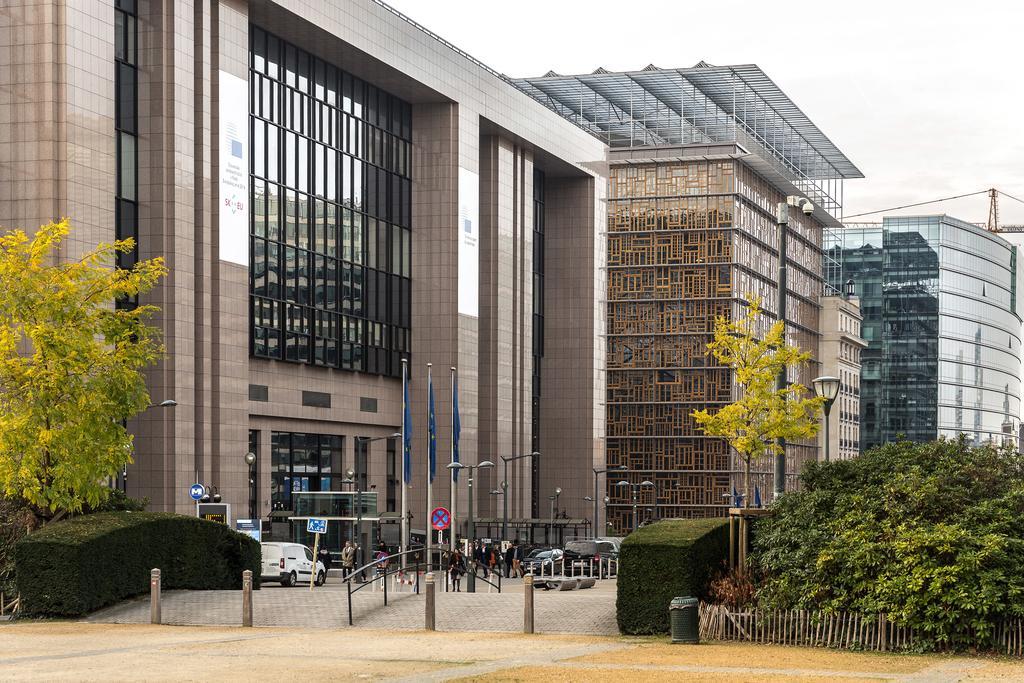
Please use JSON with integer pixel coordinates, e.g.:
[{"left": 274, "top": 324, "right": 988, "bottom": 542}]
[
  {"left": 504, "top": 543, "right": 515, "bottom": 578},
  {"left": 449, "top": 549, "right": 466, "bottom": 591}
]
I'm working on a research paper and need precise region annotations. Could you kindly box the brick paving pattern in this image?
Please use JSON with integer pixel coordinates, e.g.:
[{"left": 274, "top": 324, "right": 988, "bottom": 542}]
[{"left": 86, "top": 576, "right": 619, "bottom": 636}]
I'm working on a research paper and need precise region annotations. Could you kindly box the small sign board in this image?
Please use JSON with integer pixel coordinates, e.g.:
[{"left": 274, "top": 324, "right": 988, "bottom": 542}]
[
  {"left": 189, "top": 483, "right": 206, "bottom": 501},
  {"left": 235, "top": 519, "right": 261, "bottom": 542},
  {"left": 197, "top": 503, "right": 230, "bottom": 525},
  {"left": 431, "top": 506, "right": 450, "bottom": 531},
  {"left": 306, "top": 517, "right": 327, "bottom": 534}
]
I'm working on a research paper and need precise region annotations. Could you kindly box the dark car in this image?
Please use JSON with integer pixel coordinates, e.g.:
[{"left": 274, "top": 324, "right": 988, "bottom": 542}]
[
  {"left": 562, "top": 540, "right": 618, "bottom": 576},
  {"left": 522, "top": 548, "right": 563, "bottom": 576}
]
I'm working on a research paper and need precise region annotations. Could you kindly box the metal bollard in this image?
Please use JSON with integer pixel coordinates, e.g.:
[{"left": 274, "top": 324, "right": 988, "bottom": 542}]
[
  {"left": 242, "top": 570, "right": 253, "bottom": 627},
  {"left": 523, "top": 574, "right": 534, "bottom": 633},
  {"left": 467, "top": 567, "right": 476, "bottom": 593},
  {"left": 425, "top": 573, "right": 436, "bottom": 631},
  {"left": 150, "top": 568, "right": 161, "bottom": 625}
]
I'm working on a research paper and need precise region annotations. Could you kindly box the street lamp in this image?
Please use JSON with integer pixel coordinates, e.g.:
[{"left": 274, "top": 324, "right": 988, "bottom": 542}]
[
  {"left": 244, "top": 451, "right": 256, "bottom": 520},
  {"left": 616, "top": 480, "right": 655, "bottom": 533},
  {"left": 775, "top": 195, "right": 814, "bottom": 500},
  {"left": 593, "top": 465, "right": 627, "bottom": 539},
  {"left": 447, "top": 460, "right": 494, "bottom": 543},
  {"left": 120, "top": 398, "right": 177, "bottom": 493},
  {"left": 812, "top": 375, "right": 841, "bottom": 463},
  {"left": 353, "top": 433, "right": 401, "bottom": 550},
  {"left": 447, "top": 459, "right": 495, "bottom": 593},
  {"left": 499, "top": 451, "right": 540, "bottom": 543}
]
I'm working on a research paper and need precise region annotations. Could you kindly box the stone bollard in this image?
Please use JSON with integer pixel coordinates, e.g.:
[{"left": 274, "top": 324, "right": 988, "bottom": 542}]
[
  {"left": 242, "top": 570, "right": 253, "bottom": 627},
  {"left": 425, "top": 573, "right": 436, "bottom": 631},
  {"left": 150, "top": 568, "right": 161, "bottom": 625},
  {"left": 523, "top": 574, "right": 534, "bottom": 633}
]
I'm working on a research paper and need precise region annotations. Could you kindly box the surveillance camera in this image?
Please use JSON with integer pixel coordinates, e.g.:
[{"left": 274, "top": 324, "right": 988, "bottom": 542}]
[{"left": 802, "top": 202, "right": 814, "bottom": 216}]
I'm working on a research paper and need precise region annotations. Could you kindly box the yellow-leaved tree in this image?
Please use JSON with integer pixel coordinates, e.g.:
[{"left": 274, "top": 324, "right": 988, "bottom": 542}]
[
  {"left": 0, "top": 220, "right": 166, "bottom": 515},
  {"left": 692, "top": 297, "right": 823, "bottom": 507}
]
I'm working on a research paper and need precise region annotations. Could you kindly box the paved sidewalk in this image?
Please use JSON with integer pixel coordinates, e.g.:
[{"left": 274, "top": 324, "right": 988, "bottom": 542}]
[
  {"left": 86, "top": 577, "right": 618, "bottom": 635},
  {"left": 5, "top": 623, "right": 1020, "bottom": 682}
]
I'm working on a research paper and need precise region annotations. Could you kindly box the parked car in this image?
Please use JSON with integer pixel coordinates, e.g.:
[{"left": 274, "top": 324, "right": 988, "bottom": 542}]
[
  {"left": 523, "top": 548, "right": 563, "bottom": 575},
  {"left": 562, "top": 540, "right": 618, "bottom": 576},
  {"left": 261, "top": 542, "right": 326, "bottom": 587}
]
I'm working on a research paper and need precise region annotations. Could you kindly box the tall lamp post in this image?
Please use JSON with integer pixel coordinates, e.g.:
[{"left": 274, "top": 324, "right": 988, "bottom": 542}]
[
  {"left": 120, "top": 398, "right": 177, "bottom": 493},
  {"left": 812, "top": 376, "right": 841, "bottom": 462},
  {"left": 500, "top": 451, "right": 540, "bottom": 543},
  {"left": 354, "top": 433, "right": 401, "bottom": 551},
  {"left": 616, "top": 480, "right": 655, "bottom": 533},
  {"left": 775, "top": 195, "right": 815, "bottom": 500},
  {"left": 446, "top": 460, "right": 495, "bottom": 544},
  {"left": 244, "top": 451, "right": 256, "bottom": 520},
  {"left": 592, "top": 465, "right": 627, "bottom": 539}
]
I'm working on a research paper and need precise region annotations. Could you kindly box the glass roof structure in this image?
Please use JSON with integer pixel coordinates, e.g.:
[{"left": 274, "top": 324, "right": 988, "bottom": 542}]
[{"left": 513, "top": 63, "right": 863, "bottom": 220}]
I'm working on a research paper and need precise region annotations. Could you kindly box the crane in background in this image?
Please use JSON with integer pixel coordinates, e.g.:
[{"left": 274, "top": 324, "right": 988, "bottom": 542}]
[{"left": 988, "top": 187, "right": 1024, "bottom": 233}]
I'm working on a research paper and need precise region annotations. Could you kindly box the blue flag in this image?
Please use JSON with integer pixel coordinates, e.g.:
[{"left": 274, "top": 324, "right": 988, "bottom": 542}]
[
  {"left": 452, "top": 373, "right": 461, "bottom": 482},
  {"left": 428, "top": 371, "right": 437, "bottom": 483},
  {"left": 402, "top": 364, "right": 412, "bottom": 484}
]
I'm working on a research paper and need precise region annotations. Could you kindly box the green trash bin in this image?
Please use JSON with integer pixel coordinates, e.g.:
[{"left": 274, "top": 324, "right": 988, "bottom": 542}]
[{"left": 669, "top": 596, "right": 700, "bottom": 644}]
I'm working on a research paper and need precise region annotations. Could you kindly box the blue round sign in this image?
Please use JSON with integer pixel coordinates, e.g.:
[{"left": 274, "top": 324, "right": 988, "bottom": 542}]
[{"left": 189, "top": 483, "right": 206, "bottom": 501}]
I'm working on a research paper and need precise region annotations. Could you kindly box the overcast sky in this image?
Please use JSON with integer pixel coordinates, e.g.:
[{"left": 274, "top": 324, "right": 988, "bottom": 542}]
[{"left": 386, "top": 0, "right": 1024, "bottom": 224}]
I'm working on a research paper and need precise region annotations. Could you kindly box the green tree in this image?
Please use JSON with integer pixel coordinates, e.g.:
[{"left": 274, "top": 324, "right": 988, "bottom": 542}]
[
  {"left": 753, "top": 438, "right": 1024, "bottom": 651},
  {"left": 691, "top": 298, "right": 823, "bottom": 506},
  {"left": 0, "top": 220, "right": 166, "bottom": 515}
]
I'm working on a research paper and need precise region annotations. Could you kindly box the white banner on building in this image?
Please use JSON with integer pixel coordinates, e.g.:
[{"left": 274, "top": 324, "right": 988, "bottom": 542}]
[
  {"left": 458, "top": 167, "right": 480, "bottom": 317},
  {"left": 219, "top": 70, "right": 249, "bottom": 266}
]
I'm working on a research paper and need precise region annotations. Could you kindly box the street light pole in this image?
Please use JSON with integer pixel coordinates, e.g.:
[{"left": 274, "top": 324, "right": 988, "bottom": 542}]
[
  {"left": 616, "top": 480, "right": 655, "bottom": 534},
  {"left": 592, "top": 465, "right": 627, "bottom": 539},
  {"left": 499, "top": 451, "right": 539, "bottom": 543},
  {"left": 354, "top": 433, "right": 401, "bottom": 556},
  {"left": 447, "top": 460, "right": 494, "bottom": 546},
  {"left": 120, "top": 399, "right": 177, "bottom": 494},
  {"left": 812, "top": 376, "right": 841, "bottom": 463},
  {"left": 244, "top": 452, "right": 256, "bottom": 520}
]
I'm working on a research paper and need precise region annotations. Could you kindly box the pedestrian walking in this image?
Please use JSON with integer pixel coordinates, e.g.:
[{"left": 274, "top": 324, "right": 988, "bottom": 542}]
[
  {"left": 374, "top": 544, "right": 390, "bottom": 589},
  {"left": 487, "top": 545, "right": 497, "bottom": 576},
  {"left": 504, "top": 543, "right": 515, "bottom": 579},
  {"left": 511, "top": 540, "right": 524, "bottom": 578},
  {"left": 474, "top": 541, "right": 488, "bottom": 578},
  {"left": 317, "top": 546, "right": 332, "bottom": 583},
  {"left": 340, "top": 540, "right": 355, "bottom": 580},
  {"left": 449, "top": 549, "right": 466, "bottom": 591}
]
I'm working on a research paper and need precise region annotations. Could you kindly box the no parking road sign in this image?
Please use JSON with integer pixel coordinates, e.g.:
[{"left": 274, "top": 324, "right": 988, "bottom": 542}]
[{"left": 431, "top": 506, "right": 450, "bottom": 531}]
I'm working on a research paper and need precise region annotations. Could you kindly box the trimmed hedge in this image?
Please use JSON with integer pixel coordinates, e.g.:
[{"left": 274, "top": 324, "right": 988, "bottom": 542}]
[
  {"left": 616, "top": 518, "right": 729, "bottom": 634},
  {"left": 15, "top": 512, "right": 260, "bottom": 616}
]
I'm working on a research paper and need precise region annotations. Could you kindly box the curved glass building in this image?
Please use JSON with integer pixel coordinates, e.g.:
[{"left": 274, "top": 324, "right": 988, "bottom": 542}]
[{"left": 828, "top": 215, "right": 1022, "bottom": 450}]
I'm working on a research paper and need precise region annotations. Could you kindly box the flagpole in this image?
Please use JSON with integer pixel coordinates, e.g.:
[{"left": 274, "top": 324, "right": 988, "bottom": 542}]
[
  {"left": 400, "top": 358, "right": 408, "bottom": 571},
  {"left": 450, "top": 366, "right": 457, "bottom": 555},
  {"left": 426, "top": 362, "right": 433, "bottom": 572}
]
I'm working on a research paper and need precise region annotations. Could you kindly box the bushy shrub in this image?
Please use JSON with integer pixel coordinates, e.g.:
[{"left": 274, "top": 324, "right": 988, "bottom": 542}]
[
  {"left": 616, "top": 518, "right": 728, "bottom": 634},
  {"left": 753, "top": 437, "right": 1024, "bottom": 651},
  {"left": 15, "top": 512, "right": 260, "bottom": 616}
]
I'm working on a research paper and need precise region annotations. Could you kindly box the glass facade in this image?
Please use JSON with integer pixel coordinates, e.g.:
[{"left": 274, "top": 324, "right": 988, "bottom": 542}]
[
  {"left": 606, "top": 160, "right": 824, "bottom": 530},
  {"left": 827, "top": 216, "right": 1022, "bottom": 449},
  {"left": 248, "top": 27, "right": 412, "bottom": 377},
  {"left": 114, "top": 0, "right": 138, "bottom": 308},
  {"left": 270, "top": 431, "right": 344, "bottom": 511}
]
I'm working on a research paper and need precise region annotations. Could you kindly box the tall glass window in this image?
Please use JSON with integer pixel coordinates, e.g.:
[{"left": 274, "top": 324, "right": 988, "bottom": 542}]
[
  {"left": 249, "top": 27, "right": 412, "bottom": 377},
  {"left": 115, "top": 0, "right": 138, "bottom": 308},
  {"left": 270, "top": 432, "right": 344, "bottom": 511},
  {"left": 531, "top": 169, "right": 545, "bottom": 517}
]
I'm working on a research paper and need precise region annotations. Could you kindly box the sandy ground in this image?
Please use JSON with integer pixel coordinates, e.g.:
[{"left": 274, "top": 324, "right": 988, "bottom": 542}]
[{"left": 5, "top": 622, "right": 1024, "bottom": 682}]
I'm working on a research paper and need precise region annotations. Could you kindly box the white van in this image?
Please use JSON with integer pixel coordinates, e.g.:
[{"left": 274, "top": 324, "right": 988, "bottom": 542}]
[{"left": 261, "top": 542, "right": 326, "bottom": 587}]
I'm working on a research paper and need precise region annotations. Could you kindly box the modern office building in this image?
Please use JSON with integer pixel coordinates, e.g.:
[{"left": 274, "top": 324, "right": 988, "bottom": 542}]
[
  {"left": 515, "top": 65, "right": 863, "bottom": 529},
  {"left": 827, "top": 216, "right": 1023, "bottom": 449},
  {"left": 1, "top": 0, "right": 608, "bottom": 550},
  {"left": 817, "top": 289, "right": 867, "bottom": 460}
]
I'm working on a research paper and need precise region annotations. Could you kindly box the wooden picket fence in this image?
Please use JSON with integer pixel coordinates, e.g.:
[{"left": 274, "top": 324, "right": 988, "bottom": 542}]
[{"left": 698, "top": 602, "right": 1024, "bottom": 655}]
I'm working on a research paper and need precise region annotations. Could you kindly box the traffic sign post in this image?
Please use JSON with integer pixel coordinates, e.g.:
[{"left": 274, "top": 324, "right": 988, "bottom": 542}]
[
  {"left": 306, "top": 518, "right": 327, "bottom": 591},
  {"left": 431, "top": 507, "right": 450, "bottom": 531},
  {"left": 431, "top": 507, "right": 450, "bottom": 551}
]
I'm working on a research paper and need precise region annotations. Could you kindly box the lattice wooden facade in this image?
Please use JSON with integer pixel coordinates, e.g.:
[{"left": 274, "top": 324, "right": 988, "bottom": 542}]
[{"left": 606, "top": 159, "right": 824, "bottom": 533}]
